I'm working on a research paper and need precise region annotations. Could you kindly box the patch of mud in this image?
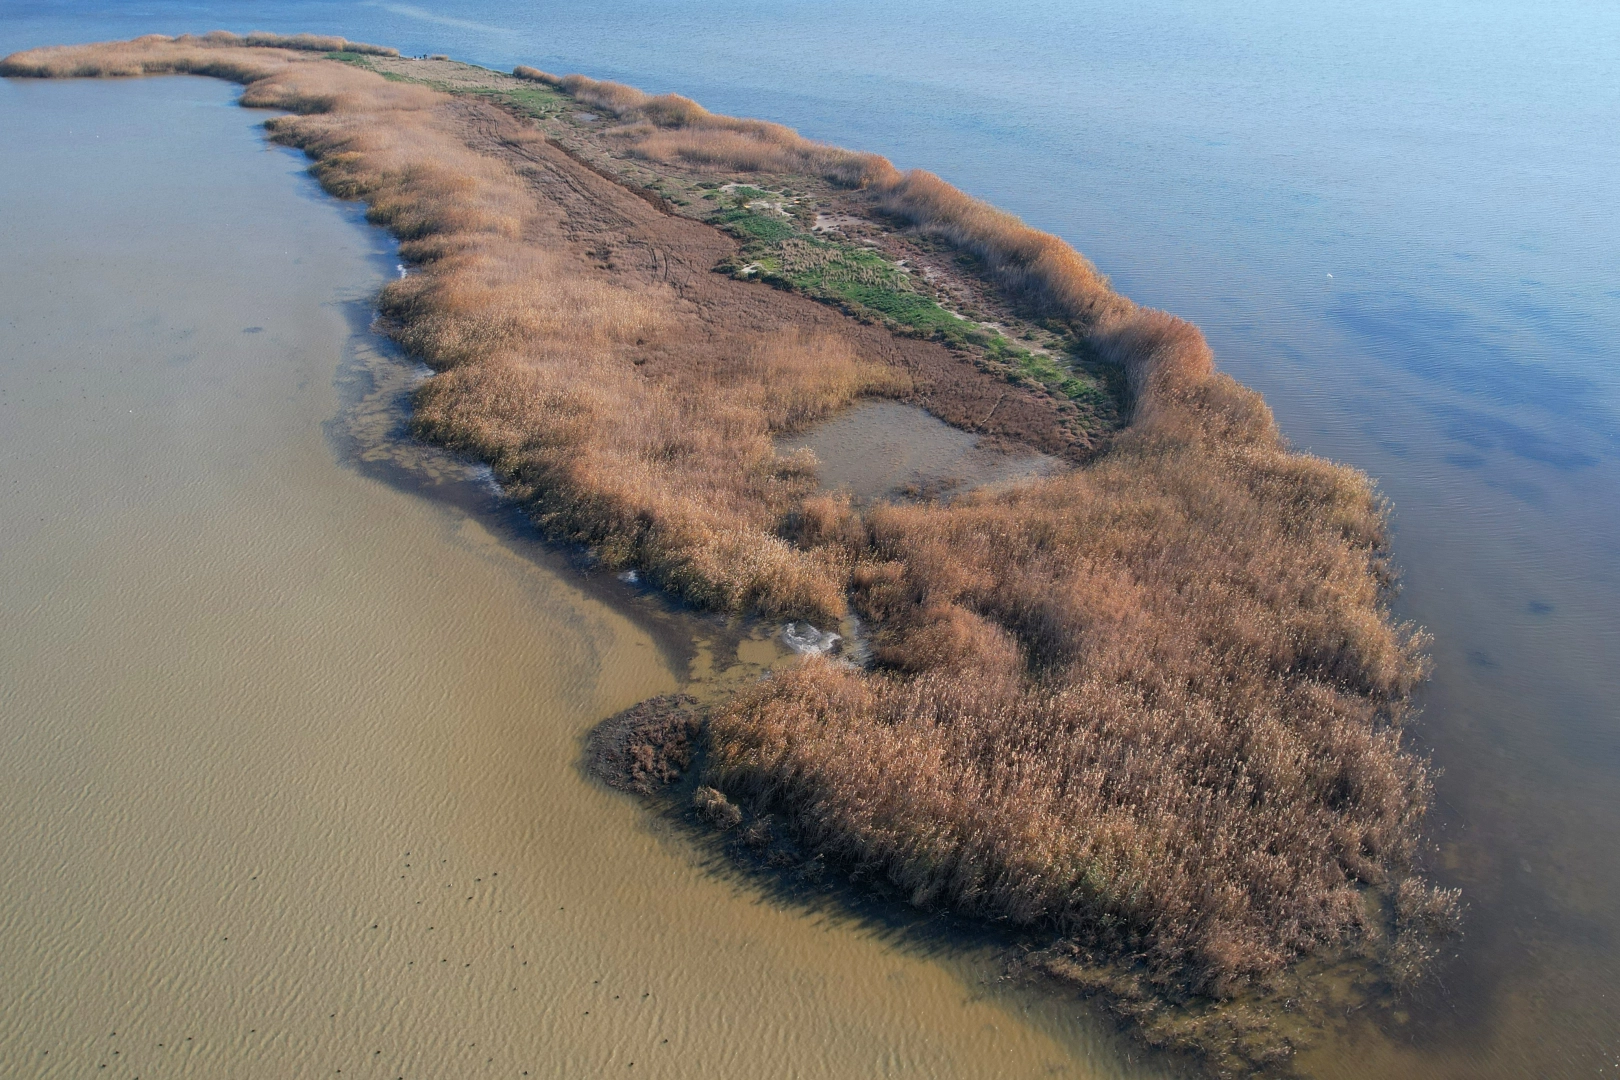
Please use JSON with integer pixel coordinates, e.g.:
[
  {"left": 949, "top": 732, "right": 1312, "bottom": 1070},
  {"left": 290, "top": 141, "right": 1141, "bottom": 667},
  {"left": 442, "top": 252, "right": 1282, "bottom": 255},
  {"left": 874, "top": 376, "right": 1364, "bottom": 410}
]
[
  {"left": 811, "top": 211, "right": 864, "bottom": 235},
  {"left": 777, "top": 399, "right": 1062, "bottom": 504}
]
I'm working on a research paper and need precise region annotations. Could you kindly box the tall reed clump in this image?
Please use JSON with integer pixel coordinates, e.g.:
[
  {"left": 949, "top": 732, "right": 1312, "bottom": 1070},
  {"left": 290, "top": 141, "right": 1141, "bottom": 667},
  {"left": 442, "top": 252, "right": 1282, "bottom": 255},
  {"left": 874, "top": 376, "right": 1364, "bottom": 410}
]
[
  {"left": 493, "top": 70, "right": 1460, "bottom": 997},
  {"left": 6, "top": 36, "right": 1456, "bottom": 1002},
  {"left": 712, "top": 375, "right": 1445, "bottom": 994}
]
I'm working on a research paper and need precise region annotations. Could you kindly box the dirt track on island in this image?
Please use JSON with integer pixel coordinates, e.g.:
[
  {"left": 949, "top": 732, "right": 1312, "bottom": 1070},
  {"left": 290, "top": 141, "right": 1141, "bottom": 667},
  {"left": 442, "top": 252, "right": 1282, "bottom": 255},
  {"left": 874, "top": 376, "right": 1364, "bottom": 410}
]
[{"left": 441, "top": 95, "right": 1091, "bottom": 459}]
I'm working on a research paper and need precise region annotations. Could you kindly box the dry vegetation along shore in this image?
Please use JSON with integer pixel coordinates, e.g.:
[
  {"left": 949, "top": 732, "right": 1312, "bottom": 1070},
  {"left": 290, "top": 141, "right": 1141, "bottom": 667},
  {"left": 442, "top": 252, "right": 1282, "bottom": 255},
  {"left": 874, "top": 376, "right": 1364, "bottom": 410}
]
[{"left": 2, "top": 33, "right": 1460, "bottom": 1075}]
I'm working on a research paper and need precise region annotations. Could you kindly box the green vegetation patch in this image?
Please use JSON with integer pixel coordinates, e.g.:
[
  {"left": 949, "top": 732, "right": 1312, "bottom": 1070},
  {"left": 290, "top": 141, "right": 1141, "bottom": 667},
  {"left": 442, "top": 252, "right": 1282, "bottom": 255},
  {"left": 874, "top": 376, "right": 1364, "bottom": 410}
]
[
  {"left": 710, "top": 207, "right": 799, "bottom": 244},
  {"left": 712, "top": 204, "right": 1110, "bottom": 408},
  {"left": 712, "top": 204, "right": 961, "bottom": 333},
  {"left": 464, "top": 83, "right": 566, "bottom": 119},
  {"left": 836, "top": 281, "right": 962, "bottom": 331},
  {"left": 986, "top": 335, "right": 1113, "bottom": 406}
]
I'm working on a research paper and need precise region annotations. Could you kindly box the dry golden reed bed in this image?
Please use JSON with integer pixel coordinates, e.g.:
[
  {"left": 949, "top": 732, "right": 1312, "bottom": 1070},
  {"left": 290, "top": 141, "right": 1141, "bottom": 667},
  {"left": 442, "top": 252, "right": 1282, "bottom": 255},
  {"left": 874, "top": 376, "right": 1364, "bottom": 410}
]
[{"left": 4, "top": 33, "right": 1456, "bottom": 1023}]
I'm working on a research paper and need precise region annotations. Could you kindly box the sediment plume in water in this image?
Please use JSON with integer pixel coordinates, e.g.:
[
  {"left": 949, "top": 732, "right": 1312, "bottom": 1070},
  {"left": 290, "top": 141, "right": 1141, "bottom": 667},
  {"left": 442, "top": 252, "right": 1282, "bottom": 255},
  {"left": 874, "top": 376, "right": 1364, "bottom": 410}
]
[{"left": 2, "top": 33, "right": 1459, "bottom": 1073}]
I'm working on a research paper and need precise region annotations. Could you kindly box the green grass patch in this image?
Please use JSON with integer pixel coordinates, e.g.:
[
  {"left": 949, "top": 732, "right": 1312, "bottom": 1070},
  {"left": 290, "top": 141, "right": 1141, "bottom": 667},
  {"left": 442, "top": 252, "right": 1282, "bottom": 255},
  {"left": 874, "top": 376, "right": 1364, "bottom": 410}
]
[
  {"left": 710, "top": 208, "right": 799, "bottom": 243},
  {"left": 466, "top": 83, "right": 566, "bottom": 119},
  {"left": 711, "top": 210, "right": 995, "bottom": 340},
  {"left": 837, "top": 283, "right": 962, "bottom": 329},
  {"left": 707, "top": 197, "right": 1111, "bottom": 407},
  {"left": 986, "top": 336, "right": 1111, "bottom": 405},
  {"left": 731, "top": 228, "right": 958, "bottom": 335}
]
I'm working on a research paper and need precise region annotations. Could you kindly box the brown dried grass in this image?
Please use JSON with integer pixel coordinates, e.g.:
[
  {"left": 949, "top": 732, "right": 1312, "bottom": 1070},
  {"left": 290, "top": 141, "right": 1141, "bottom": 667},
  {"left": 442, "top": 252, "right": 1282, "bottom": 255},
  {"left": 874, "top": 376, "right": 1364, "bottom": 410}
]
[
  {"left": 713, "top": 382, "right": 1440, "bottom": 993},
  {"left": 517, "top": 74, "right": 1457, "bottom": 994},
  {"left": 5, "top": 36, "right": 1454, "bottom": 997}
]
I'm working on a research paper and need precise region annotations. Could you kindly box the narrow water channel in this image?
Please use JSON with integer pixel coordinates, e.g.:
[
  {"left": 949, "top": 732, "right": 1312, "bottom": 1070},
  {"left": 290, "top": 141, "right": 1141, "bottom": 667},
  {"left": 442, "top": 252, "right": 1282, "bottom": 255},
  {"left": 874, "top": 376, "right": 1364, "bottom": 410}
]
[{"left": 0, "top": 76, "right": 1165, "bottom": 1079}]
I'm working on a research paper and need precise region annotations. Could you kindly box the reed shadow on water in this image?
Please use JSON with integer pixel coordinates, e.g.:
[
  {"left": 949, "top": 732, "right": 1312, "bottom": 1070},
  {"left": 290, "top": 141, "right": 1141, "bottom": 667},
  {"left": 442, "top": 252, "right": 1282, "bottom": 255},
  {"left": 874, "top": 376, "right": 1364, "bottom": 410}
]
[{"left": 594, "top": 745, "right": 1184, "bottom": 1076}]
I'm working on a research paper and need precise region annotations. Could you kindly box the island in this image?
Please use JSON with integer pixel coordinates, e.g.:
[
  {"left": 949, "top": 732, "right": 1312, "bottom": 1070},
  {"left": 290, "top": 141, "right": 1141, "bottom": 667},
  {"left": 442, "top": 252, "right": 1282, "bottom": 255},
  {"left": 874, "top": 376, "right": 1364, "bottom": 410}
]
[{"left": 1, "top": 32, "right": 1459, "bottom": 1075}]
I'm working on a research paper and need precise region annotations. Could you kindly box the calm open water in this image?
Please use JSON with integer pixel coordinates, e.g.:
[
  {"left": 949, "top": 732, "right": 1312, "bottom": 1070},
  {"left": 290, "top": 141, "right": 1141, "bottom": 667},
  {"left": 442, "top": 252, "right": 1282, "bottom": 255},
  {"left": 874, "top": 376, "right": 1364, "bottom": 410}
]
[{"left": 3, "top": 2, "right": 1617, "bottom": 1076}]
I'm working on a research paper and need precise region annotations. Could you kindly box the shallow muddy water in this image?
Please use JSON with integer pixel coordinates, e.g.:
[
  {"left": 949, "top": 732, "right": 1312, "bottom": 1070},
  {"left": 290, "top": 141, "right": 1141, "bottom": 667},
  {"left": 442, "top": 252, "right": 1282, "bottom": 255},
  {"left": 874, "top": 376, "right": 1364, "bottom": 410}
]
[
  {"left": 777, "top": 399, "right": 1061, "bottom": 504},
  {"left": 0, "top": 76, "right": 1169, "bottom": 1079}
]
